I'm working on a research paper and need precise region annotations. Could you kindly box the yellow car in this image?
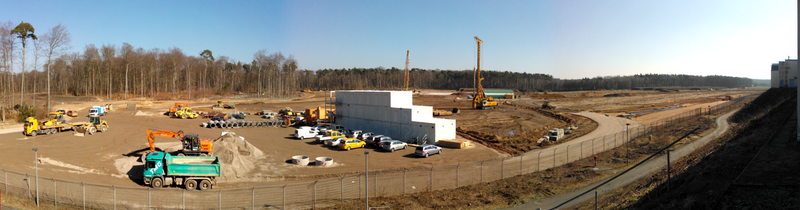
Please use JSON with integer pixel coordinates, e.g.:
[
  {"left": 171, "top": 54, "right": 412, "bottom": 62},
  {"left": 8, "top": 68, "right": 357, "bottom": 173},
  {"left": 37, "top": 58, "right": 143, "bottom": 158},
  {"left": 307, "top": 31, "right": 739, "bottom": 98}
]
[{"left": 338, "top": 138, "right": 366, "bottom": 151}]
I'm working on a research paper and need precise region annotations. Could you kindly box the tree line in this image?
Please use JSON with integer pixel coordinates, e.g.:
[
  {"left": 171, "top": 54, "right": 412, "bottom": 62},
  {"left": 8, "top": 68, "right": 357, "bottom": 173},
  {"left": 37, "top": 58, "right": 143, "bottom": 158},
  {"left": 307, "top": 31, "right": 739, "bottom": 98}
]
[
  {"left": 1, "top": 20, "right": 754, "bottom": 122},
  {"left": 302, "top": 67, "right": 752, "bottom": 91}
]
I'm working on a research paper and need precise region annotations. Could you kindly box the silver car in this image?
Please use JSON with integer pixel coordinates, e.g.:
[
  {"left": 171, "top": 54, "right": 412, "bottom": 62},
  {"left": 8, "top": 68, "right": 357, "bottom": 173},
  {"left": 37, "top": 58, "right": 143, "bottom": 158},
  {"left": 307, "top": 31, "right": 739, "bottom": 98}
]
[
  {"left": 324, "top": 137, "right": 347, "bottom": 147},
  {"left": 381, "top": 140, "right": 407, "bottom": 152},
  {"left": 414, "top": 144, "right": 442, "bottom": 158}
]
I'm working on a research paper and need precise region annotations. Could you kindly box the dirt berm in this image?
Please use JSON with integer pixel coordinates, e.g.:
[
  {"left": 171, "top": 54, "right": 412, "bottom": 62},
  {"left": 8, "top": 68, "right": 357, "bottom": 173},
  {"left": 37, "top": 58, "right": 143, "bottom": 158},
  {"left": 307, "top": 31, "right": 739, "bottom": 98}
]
[{"left": 212, "top": 132, "right": 265, "bottom": 181}]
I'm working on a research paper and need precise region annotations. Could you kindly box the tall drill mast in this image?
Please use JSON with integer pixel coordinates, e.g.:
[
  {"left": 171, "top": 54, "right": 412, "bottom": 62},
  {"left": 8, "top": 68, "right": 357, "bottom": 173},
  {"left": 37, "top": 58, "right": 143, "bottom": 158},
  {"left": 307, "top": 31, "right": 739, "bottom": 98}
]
[{"left": 404, "top": 50, "right": 410, "bottom": 91}]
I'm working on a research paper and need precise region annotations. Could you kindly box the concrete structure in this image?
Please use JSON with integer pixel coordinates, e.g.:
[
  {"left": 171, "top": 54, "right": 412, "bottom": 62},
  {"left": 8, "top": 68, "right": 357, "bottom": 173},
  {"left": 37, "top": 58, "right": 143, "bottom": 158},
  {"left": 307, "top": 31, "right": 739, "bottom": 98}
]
[
  {"left": 777, "top": 59, "right": 798, "bottom": 88},
  {"left": 484, "top": 89, "right": 515, "bottom": 98},
  {"left": 331, "top": 91, "right": 456, "bottom": 143},
  {"left": 771, "top": 63, "right": 779, "bottom": 88}
]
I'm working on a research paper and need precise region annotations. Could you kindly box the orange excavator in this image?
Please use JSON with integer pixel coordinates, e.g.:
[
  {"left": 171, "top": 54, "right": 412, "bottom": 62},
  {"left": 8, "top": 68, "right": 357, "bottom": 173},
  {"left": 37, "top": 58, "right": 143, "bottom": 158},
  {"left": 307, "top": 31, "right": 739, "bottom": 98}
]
[{"left": 146, "top": 129, "right": 213, "bottom": 156}]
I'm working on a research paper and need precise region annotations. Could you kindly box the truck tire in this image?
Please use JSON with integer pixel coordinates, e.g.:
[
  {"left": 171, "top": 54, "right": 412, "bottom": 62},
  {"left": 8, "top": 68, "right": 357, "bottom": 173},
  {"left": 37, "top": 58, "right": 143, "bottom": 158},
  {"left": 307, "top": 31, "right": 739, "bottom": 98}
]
[
  {"left": 185, "top": 180, "right": 197, "bottom": 191},
  {"left": 87, "top": 127, "right": 97, "bottom": 135},
  {"left": 177, "top": 153, "right": 185, "bottom": 157},
  {"left": 30, "top": 131, "right": 37, "bottom": 137},
  {"left": 181, "top": 114, "right": 187, "bottom": 119},
  {"left": 99, "top": 125, "right": 107, "bottom": 132},
  {"left": 199, "top": 180, "right": 212, "bottom": 190},
  {"left": 151, "top": 178, "right": 163, "bottom": 188}
]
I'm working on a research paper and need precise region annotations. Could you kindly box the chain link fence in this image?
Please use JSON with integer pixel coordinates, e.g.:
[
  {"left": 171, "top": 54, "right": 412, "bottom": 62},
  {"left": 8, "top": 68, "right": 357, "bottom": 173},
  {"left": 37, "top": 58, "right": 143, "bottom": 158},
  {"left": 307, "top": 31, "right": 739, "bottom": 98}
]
[{"left": 0, "top": 95, "right": 756, "bottom": 209}]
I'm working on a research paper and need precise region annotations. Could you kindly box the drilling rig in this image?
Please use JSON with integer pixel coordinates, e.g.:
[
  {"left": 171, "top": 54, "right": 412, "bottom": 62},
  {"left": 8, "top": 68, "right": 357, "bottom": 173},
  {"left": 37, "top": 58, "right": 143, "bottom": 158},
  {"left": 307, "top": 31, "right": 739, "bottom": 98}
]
[{"left": 473, "top": 36, "right": 497, "bottom": 110}]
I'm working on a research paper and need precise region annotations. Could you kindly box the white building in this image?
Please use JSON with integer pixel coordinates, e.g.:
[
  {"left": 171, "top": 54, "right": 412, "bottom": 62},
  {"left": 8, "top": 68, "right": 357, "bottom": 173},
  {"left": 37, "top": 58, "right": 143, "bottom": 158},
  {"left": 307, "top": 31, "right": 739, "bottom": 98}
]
[
  {"left": 777, "top": 59, "right": 797, "bottom": 88},
  {"left": 332, "top": 91, "right": 456, "bottom": 143},
  {"left": 771, "top": 63, "right": 779, "bottom": 88}
]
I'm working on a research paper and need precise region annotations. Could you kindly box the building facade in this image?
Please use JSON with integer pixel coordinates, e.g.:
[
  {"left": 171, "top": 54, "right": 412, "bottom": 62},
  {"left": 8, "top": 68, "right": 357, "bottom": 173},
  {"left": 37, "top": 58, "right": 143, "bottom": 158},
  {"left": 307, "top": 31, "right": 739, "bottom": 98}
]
[{"left": 332, "top": 91, "right": 456, "bottom": 143}]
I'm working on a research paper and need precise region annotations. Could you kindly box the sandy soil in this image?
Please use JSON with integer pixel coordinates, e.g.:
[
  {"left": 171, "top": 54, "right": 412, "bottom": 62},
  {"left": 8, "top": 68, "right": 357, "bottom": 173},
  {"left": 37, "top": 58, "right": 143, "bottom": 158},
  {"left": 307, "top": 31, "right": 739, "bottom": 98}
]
[{"left": 0, "top": 89, "right": 763, "bottom": 190}]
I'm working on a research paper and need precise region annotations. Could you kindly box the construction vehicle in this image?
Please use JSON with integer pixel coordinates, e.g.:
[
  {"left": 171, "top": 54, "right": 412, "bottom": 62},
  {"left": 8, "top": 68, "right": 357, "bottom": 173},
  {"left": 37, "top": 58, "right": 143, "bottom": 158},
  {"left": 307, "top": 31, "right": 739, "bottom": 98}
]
[
  {"left": 472, "top": 36, "right": 497, "bottom": 110},
  {"left": 213, "top": 101, "right": 235, "bottom": 110},
  {"left": 44, "top": 112, "right": 68, "bottom": 126},
  {"left": 174, "top": 107, "right": 199, "bottom": 119},
  {"left": 105, "top": 104, "right": 114, "bottom": 111},
  {"left": 404, "top": 50, "right": 410, "bottom": 91},
  {"left": 168, "top": 103, "right": 189, "bottom": 116},
  {"left": 302, "top": 107, "right": 329, "bottom": 125},
  {"left": 542, "top": 100, "right": 556, "bottom": 109},
  {"left": 722, "top": 95, "right": 733, "bottom": 101},
  {"left": 23, "top": 115, "right": 108, "bottom": 136},
  {"left": 142, "top": 151, "right": 220, "bottom": 190},
  {"left": 146, "top": 129, "right": 213, "bottom": 157},
  {"left": 90, "top": 106, "right": 107, "bottom": 116}
]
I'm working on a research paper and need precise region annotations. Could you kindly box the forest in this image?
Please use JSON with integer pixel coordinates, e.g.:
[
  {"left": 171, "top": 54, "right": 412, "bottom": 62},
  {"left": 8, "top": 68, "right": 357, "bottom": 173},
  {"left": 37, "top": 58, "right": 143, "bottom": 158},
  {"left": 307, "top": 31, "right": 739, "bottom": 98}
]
[{"left": 1, "top": 21, "right": 754, "bottom": 111}]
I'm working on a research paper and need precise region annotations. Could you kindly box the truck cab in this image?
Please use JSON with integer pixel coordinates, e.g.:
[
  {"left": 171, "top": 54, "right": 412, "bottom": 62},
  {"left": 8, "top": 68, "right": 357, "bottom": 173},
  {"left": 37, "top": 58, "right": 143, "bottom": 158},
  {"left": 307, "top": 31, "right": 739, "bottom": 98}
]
[{"left": 23, "top": 117, "right": 39, "bottom": 135}]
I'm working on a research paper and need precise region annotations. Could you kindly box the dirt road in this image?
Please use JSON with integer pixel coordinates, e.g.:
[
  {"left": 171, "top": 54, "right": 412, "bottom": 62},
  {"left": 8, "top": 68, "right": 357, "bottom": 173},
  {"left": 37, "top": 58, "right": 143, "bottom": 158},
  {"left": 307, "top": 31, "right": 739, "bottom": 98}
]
[{"left": 503, "top": 109, "right": 736, "bottom": 210}]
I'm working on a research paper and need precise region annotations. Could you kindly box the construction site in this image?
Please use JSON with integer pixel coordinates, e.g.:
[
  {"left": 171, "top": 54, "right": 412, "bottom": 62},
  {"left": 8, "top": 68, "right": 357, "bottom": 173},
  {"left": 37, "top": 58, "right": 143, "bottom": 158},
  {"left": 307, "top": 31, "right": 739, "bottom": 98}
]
[{"left": 0, "top": 34, "right": 769, "bottom": 209}]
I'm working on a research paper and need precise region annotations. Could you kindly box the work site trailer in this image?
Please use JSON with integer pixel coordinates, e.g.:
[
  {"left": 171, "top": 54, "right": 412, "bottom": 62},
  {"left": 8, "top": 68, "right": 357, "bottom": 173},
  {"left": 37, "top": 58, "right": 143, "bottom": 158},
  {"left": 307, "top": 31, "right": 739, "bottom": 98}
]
[{"left": 143, "top": 152, "right": 220, "bottom": 190}]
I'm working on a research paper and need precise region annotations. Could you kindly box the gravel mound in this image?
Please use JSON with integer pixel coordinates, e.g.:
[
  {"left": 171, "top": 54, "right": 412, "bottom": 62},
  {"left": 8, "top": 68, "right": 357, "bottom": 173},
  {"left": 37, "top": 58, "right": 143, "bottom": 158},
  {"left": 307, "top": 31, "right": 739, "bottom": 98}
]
[{"left": 212, "top": 132, "right": 264, "bottom": 180}]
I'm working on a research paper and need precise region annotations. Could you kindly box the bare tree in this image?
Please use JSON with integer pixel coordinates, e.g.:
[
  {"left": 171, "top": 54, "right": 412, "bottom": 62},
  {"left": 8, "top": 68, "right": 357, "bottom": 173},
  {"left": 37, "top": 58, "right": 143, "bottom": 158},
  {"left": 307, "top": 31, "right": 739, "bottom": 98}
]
[
  {"left": 41, "top": 23, "right": 72, "bottom": 112},
  {"left": 100, "top": 44, "right": 115, "bottom": 99},
  {"left": 0, "top": 21, "right": 17, "bottom": 122},
  {"left": 120, "top": 43, "right": 132, "bottom": 99}
]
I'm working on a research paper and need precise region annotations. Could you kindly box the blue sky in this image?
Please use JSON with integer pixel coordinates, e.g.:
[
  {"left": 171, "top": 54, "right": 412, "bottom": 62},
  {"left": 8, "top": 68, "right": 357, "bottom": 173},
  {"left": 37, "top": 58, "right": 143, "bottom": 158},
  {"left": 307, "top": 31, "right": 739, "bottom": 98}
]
[{"left": 1, "top": 0, "right": 796, "bottom": 79}]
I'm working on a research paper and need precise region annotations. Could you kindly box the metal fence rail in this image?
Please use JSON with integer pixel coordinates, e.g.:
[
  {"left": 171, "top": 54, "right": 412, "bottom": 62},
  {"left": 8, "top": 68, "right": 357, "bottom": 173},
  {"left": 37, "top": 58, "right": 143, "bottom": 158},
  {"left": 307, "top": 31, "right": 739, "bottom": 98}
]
[{"left": 0, "top": 95, "right": 755, "bottom": 209}]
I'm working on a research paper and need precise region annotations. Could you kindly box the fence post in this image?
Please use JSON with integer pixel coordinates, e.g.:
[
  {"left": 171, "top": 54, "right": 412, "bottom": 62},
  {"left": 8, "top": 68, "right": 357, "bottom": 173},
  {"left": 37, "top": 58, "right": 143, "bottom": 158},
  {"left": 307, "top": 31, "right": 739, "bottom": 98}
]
[
  {"left": 480, "top": 160, "right": 485, "bottom": 182},
  {"left": 183, "top": 188, "right": 186, "bottom": 210},
  {"left": 375, "top": 172, "right": 378, "bottom": 197},
  {"left": 553, "top": 148, "right": 557, "bottom": 168},
  {"left": 341, "top": 176, "right": 344, "bottom": 201},
  {"left": 113, "top": 185, "right": 116, "bottom": 210},
  {"left": 566, "top": 145, "right": 571, "bottom": 163},
  {"left": 283, "top": 184, "right": 287, "bottom": 210},
  {"left": 147, "top": 187, "right": 150, "bottom": 210},
  {"left": 313, "top": 182, "right": 317, "bottom": 209},
  {"left": 403, "top": 169, "right": 406, "bottom": 194},
  {"left": 592, "top": 138, "right": 595, "bottom": 155},
  {"left": 430, "top": 166, "right": 434, "bottom": 190},
  {"left": 538, "top": 151, "right": 542, "bottom": 172},
  {"left": 456, "top": 163, "right": 460, "bottom": 187},
  {"left": 219, "top": 189, "right": 222, "bottom": 210},
  {"left": 83, "top": 182, "right": 86, "bottom": 210},
  {"left": 359, "top": 174, "right": 362, "bottom": 199},
  {"left": 53, "top": 178, "right": 57, "bottom": 208},
  {"left": 252, "top": 187, "right": 255, "bottom": 210},
  {"left": 501, "top": 158, "right": 505, "bottom": 179},
  {"left": 519, "top": 154, "right": 524, "bottom": 175}
]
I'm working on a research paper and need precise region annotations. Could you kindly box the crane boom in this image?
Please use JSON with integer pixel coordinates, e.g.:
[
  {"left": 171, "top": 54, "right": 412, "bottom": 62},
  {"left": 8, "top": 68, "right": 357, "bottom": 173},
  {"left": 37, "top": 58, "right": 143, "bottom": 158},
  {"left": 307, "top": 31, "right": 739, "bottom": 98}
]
[{"left": 405, "top": 50, "right": 410, "bottom": 91}]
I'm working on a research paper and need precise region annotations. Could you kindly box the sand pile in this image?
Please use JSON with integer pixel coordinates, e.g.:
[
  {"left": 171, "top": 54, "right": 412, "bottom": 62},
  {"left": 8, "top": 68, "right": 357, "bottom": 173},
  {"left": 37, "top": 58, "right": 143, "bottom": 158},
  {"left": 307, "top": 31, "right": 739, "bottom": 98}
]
[{"left": 212, "top": 132, "right": 265, "bottom": 180}]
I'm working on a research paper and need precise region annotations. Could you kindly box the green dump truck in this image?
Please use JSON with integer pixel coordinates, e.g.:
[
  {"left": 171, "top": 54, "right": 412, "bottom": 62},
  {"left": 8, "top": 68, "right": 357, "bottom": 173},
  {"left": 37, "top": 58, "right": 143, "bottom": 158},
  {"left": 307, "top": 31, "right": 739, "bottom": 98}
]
[{"left": 143, "top": 151, "right": 220, "bottom": 190}]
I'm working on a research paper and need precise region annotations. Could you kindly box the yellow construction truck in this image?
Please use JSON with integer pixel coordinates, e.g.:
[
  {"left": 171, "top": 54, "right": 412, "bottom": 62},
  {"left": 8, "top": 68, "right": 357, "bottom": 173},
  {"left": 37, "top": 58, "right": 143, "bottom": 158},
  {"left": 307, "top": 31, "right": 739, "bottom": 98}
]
[{"left": 23, "top": 116, "right": 109, "bottom": 136}]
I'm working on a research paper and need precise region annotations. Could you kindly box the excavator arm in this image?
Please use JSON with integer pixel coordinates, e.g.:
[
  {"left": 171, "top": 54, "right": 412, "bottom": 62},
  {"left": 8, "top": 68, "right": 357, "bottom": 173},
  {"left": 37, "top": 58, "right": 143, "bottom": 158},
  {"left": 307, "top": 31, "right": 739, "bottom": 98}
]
[{"left": 146, "top": 129, "right": 185, "bottom": 152}]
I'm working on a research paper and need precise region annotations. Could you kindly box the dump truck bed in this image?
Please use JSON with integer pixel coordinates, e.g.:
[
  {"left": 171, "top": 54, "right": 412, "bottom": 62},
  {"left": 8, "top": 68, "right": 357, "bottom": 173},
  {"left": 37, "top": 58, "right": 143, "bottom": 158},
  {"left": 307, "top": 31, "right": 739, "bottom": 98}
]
[{"left": 164, "top": 154, "right": 221, "bottom": 177}]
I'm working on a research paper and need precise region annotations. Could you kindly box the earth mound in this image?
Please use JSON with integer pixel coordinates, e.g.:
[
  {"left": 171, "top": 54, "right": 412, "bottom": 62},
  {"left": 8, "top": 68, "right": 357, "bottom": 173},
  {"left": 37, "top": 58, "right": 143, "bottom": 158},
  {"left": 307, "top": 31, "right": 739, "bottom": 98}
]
[{"left": 212, "top": 132, "right": 265, "bottom": 180}]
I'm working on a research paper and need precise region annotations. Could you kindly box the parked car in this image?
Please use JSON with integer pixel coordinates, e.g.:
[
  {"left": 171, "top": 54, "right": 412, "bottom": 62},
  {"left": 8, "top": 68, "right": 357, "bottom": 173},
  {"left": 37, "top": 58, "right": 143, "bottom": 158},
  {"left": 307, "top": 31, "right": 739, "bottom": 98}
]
[
  {"left": 346, "top": 130, "right": 363, "bottom": 138},
  {"left": 415, "top": 144, "right": 442, "bottom": 158},
  {"left": 357, "top": 132, "right": 375, "bottom": 141},
  {"left": 325, "top": 137, "right": 348, "bottom": 147},
  {"left": 366, "top": 135, "right": 385, "bottom": 145},
  {"left": 372, "top": 136, "right": 394, "bottom": 147},
  {"left": 320, "top": 124, "right": 345, "bottom": 133},
  {"left": 295, "top": 126, "right": 318, "bottom": 140},
  {"left": 338, "top": 138, "right": 366, "bottom": 151},
  {"left": 381, "top": 140, "right": 408, "bottom": 152}
]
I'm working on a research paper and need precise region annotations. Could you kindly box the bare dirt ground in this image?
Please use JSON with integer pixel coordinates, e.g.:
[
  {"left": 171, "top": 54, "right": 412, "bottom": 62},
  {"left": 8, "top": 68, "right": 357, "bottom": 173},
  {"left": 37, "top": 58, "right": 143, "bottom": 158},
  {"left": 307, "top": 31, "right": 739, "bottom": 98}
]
[{"left": 0, "top": 88, "right": 763, "bottom": 193}]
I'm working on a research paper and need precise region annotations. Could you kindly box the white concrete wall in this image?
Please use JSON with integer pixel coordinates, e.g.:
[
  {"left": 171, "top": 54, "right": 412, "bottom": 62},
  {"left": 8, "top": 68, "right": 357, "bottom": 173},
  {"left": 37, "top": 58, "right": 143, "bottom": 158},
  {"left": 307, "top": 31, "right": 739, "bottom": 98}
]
[
  {"left": 778, "top": 60, "right": 798, "bottom": 88},
  {"left": 334, "top": 90, "right": 456, "bottom": 142}
]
